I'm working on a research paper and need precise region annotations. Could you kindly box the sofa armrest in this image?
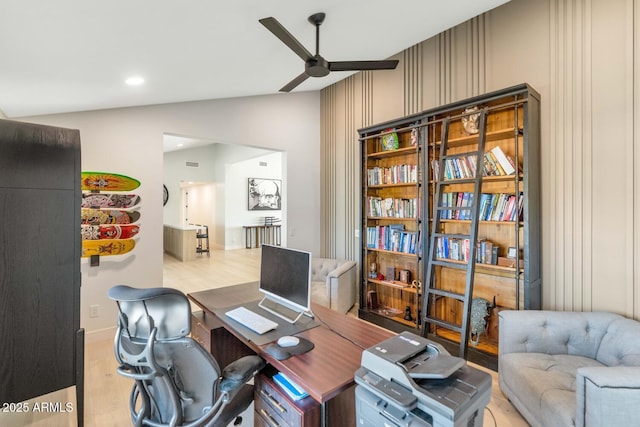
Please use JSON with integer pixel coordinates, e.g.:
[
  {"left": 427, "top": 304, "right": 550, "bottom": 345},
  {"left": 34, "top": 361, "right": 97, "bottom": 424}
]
[
  {"left": 499, "top": 310, "right": 621, "bottom": 358},
  {"left": 327, "top": 260, "right": 356, "bottom": 279},
  {"left": 326, "top": 261, "right": 356, "bottom": 314},
  {"left": 576, "top": 366, "right": 640, "bottom": 427}
]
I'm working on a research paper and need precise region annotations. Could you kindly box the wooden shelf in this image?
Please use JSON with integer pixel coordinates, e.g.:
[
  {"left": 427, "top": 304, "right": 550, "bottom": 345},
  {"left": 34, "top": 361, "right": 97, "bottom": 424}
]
[
  {"left": 368, "top": 182, "right": 419, "bottom": 189},
  {"left": 431, "top": 328, "right": 498, "bottom": 357},
  {"left": 366, "top": 248, "right": 420, "bottom": 258},
  {"left": 431, "top": 127, "right": 522, "bottom": 148},
  {"left": 368, "top": 146, "right": 419, "bottom": 159},
  {"left": 367, "top": 216, "right": 418, "bottom": 221},
  {"left": 433, "top": 257, "right": 523, "bottom": 276},
  {"left": 368, "top": 278, "right": 419, "bottom": 293},
  {"left": 438, "top": 219, "right": 523, "bottom": 226}
]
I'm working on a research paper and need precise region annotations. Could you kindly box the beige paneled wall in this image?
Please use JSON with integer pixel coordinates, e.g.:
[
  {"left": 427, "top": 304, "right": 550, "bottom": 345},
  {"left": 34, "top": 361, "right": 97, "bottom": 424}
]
[{"left": 320, "top": 0, "right": 640, "bottom": 318}]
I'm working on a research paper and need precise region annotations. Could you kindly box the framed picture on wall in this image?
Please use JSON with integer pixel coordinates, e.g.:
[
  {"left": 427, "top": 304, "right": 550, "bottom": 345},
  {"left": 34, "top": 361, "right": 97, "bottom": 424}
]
[{"left": 248, "top": 178, "right": 282, "bottom": 211}]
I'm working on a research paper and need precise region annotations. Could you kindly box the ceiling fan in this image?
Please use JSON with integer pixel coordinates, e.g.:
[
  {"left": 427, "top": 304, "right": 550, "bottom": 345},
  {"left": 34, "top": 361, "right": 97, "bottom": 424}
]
[{"left": 259, "top": 12, "right": 399, "bottom": 92}]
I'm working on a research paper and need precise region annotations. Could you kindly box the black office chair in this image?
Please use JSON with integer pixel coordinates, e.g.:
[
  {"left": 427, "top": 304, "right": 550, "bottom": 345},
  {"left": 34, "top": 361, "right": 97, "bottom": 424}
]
[{"left": 108, "top": 285, "right": 265, "bottom": 427}]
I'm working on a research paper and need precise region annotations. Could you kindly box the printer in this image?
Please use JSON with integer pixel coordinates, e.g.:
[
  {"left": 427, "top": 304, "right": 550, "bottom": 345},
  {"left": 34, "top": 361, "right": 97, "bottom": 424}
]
[{"left": 354, "top": 331, "right": 491, "bottom": 427}]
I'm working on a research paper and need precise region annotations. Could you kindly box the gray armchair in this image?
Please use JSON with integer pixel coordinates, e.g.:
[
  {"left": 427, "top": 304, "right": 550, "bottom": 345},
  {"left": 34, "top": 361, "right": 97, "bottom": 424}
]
[
  {"left": 310, "top": 257, "right": 356, "bottom": 314},
  {"left": 499, "top": 310, "right": 640, "bottom": 427}
]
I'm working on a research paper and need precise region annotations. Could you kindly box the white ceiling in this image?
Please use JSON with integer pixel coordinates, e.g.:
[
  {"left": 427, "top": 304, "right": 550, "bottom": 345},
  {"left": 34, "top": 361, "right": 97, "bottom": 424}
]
[{"left": 0, "top": 0, "right": 510, "bottom": 119}]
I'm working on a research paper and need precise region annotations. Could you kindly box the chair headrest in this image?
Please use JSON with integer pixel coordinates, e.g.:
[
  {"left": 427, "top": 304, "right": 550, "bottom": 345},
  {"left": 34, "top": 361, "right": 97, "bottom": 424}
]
[{"left": 108, "top": 285, "right": 192, "bottom": 341}]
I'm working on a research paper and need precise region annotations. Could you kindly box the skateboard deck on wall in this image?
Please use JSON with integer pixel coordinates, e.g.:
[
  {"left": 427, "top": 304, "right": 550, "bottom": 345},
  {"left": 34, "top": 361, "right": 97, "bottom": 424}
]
[
  {"left": 81, "top": 193, "right": 141, "bottom": 209},
  {"left": 82, "top": 239, "right": 136, "bottom": 258},
  {"left": 81, "top": 208, "right": 141, "bottom": 225},
  {"left": 81, "top": 224, "right": 141, "bottom": 240},
  {"left": 81, "top": 172, "right": 141, "bottom": 192}
]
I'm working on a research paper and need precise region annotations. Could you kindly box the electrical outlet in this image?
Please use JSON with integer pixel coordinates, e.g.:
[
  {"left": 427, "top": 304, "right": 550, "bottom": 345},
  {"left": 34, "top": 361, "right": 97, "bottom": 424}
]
[
  {"left": 354, "top": 229, "right": 360, "bottom": 238},
  {"left": 89, "top": 304, "right": 99, "bottom": 318}
]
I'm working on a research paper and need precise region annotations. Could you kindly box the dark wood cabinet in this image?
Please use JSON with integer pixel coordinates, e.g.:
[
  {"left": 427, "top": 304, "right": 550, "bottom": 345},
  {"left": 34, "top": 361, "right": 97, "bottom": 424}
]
[
  {"left": 190, "top": 310, "right": 254, "bottom": 369},
  {"left": 0, "top": 119, "right": 83, "bottom": 424}
]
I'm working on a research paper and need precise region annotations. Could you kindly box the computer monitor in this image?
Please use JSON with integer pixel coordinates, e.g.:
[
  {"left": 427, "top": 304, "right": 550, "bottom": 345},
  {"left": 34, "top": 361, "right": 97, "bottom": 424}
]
[{"left": 258, "top": 244, "right": 313, "bottom": 324}]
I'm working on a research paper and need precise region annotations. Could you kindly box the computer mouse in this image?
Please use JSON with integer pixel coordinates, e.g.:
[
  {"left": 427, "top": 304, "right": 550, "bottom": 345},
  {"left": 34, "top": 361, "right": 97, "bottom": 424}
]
[{"left": 277, "top": 336, "right": 300, "bottom": 348}]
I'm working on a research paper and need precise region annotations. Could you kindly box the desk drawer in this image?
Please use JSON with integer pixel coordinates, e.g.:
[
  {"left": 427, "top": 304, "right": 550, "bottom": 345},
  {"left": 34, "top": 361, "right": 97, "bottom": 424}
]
[
  {"left": 255, "top": 371, "right": 320, "bottom": 427},
  {"left": 191, "top": 311, "right": 212, "bottom": 349},
  {"left": 190, "top": 311, "right": 255, "bottom": 368}
]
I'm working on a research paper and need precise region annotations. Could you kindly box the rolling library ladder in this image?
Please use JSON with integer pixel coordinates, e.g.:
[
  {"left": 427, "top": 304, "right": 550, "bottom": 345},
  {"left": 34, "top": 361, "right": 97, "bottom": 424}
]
[{"left": 423, "top": 109, "right": 488, "bottom": 359}]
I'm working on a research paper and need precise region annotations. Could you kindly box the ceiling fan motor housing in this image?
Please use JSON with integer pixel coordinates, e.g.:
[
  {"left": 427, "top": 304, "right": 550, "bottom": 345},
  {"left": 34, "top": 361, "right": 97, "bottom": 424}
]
[{"left": 306, "top": 56, "right": 330, "bottom": 77}]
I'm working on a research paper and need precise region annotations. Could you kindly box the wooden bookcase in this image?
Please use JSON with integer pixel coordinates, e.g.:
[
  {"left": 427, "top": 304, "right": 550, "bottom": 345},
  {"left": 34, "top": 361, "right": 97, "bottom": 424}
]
[
  {"left": 358, "top": 84, "right": 541, "bottom": 368},
  {"left": 358, "top": 115, "right": 425, "bottom": 333}
]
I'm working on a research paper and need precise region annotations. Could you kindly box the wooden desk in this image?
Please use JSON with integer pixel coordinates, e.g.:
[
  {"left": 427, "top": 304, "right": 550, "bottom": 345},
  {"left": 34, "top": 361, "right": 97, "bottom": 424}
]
[{"left": 188, "top": 282, "right": 393, "bottom": 427}]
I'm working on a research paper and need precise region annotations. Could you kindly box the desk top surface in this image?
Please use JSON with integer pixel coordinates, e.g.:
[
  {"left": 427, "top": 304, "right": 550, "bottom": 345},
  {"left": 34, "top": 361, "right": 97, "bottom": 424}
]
[{"left": 188, "top": 282, "right": 394, "bottom": 403}]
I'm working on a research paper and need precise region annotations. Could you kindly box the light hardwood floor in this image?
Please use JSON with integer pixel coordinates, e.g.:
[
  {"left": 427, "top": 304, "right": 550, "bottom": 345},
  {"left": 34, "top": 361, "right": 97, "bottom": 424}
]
[{"left": 1, "top": 248, "right": 527, "bottom": 426}]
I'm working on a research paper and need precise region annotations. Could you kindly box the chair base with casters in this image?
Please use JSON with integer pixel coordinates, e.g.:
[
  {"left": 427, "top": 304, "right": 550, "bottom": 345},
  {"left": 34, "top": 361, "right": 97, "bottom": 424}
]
[{"left": 108, "top": 285, "right": 265, "bottom": 427}]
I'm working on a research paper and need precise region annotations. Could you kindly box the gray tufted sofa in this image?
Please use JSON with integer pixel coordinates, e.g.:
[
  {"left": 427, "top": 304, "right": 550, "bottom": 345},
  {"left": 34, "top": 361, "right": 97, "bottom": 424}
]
[
  {"left": 310, "top": 258, "right": 356, "bottom": 314},
  {"left": 499, "top": 310, "right": 640, "bottom": 427}
]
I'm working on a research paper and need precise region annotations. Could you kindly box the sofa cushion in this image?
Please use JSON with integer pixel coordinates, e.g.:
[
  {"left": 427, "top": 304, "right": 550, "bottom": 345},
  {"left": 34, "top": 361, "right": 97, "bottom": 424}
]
[
  {"left": 501, "top": 352, "right": 604, "bottom": 427},
  {"left": 499, "top": 311, "right": 620, "bottom": 359},
  {"left": 596, "top": 318, "right": 640, "bottom": 367}
]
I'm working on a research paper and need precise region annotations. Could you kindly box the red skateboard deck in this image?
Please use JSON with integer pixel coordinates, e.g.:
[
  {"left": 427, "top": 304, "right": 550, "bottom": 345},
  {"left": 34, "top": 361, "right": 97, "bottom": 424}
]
[
  {"left": 81, "top": 224, "right": 140, "bottom": 240},
  {"left": 82, "top": 193, "right": 140, "bottom": 209},
  {"left": 81, "top": 172, "right": 140, "bottom": 192},
  {"left": 81, "top": 208, "right": 141, "bottom": 225}
]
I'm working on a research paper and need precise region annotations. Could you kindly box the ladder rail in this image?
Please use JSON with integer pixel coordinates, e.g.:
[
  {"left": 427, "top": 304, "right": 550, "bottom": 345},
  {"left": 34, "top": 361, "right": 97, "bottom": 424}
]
[{"left": 423, "top": 108, "right": 489, "bottom": 359}]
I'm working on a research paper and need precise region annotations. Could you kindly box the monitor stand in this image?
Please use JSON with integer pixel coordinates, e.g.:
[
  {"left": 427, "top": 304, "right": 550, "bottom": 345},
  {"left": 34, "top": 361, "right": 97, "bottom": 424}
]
[{"left": 258, "top": 296, "right": 315, "bottom": 324}]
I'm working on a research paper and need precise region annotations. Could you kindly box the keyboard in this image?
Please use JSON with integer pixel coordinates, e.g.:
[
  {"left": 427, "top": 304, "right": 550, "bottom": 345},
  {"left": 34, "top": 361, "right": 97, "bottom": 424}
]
[{"left": 225, "top": 306, "right": 278, "bottom": 335}]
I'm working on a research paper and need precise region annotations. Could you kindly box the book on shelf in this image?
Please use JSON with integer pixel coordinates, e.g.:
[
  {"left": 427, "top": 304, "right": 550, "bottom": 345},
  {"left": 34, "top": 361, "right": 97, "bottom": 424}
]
[
  {"left": 366, "top": 197, "right": 418, "bottom": 219},
  {"left": 367, "top": 224, "right": 418, "bottom": 254},
  {"left": 431, "top": 147, "right": 517, "bottom": 182},
  {"left": 367, "top": 164, "right": 418, "bottom": 186},
  {"left": 436, "top": 236, "right": 470, "bottom": 262},
  {"left": 490, "top": 146, "right": 516, "bottom": 175}
]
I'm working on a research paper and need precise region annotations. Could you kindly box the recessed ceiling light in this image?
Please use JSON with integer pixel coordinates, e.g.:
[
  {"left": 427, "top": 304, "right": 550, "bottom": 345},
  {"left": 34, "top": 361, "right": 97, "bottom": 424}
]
[
  {"left": 177, "top": 143, "right": 184, "bottom": 147},
  {"left": 125, "top": 77, "right": 145, "bottom": 86}
]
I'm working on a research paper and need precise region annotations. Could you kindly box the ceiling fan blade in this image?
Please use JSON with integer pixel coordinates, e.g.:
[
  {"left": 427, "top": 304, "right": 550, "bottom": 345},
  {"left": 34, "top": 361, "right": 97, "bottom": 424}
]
[
  {"left": 259, "top": 17, "right": 314, "bottom": 62},
  {"left": 329, "top": 60, "right": 399, "bottom": 72},
  {"left": 280, "top": 72, "right": 310, "bottom": 92}
]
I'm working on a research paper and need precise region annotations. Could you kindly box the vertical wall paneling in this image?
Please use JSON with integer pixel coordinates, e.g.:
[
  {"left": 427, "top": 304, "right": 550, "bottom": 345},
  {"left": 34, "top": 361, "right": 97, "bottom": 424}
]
[
  {"left": 634, "top": 0, "right": 640, "bottom": 319},
  {"left": 345, "top": 75, "right": 358, "bottom": 260},
  {"left": 404, "top": 44, "right": 423, "bottom": 115},
  {"left": 626, "top": 0, "right": 638, "bottom": 317},
  {"left": 320, "top": 87, "right": 335, "bottom": 256},
  {"left": 320, "top": 0, "right": 640, "bottom": 318},
  {"left": 548, "top": 0, "right": 594, "bottom": 311}
]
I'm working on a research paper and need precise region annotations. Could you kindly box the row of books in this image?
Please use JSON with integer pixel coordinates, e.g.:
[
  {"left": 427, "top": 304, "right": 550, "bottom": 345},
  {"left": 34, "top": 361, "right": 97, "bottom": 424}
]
[
  {"left": 367, "top": 196, "right": 419, "bottom": 219},
  {"left": 438, "top": 192, "right": 523, "bottom": 222},
  {"left": 439, "top": 192, "right": 474, "bottom": 220},
  {"left": 478, "top": 193, "right": 523, "bottom": 222},
  {"left": 368, "top": 164, "right": 418, "bottom": 186},
  {"left": 435, "top": 237, "right": 499, "bottom": 265},
  {"left": 431, "top": 146, "right": 517, "bottom": 181},
  {"left": 366, "top": 224, "right": 419, "bottom": 254}
]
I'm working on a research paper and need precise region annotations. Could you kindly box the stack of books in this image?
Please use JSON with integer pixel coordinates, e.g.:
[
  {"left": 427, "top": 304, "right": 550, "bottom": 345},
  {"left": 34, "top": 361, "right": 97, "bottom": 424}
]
[{"left": 273, "top": 372, "right": 309, "bottom": 401}]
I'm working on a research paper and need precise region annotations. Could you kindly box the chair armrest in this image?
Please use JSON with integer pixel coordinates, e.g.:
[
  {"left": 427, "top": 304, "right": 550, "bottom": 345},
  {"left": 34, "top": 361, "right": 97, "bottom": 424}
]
[
  {"left": 219, "top": 355, "right": 265, "bottom": 398},
  {"left": 576, "top": 366, "right": 640, "bottom": 427}
]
